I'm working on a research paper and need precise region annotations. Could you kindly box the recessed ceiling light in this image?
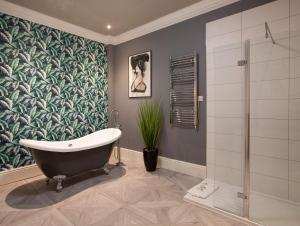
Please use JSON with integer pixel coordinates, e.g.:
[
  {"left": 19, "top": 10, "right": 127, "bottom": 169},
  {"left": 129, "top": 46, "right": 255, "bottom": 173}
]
[{"left": 107, "top": 24, "right": 111, "bottom": 30}]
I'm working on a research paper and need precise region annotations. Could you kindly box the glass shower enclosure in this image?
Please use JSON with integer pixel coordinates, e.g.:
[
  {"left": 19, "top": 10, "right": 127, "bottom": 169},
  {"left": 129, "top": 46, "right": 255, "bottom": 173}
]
[{"left": 206, "top": 0, "right": 300, "bottom": 225}]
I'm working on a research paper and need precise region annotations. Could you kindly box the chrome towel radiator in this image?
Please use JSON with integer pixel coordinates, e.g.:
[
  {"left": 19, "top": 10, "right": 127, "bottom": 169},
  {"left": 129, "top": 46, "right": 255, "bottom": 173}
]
[{"left": 169, "top": 52, "right": 198, "bottom": 129}]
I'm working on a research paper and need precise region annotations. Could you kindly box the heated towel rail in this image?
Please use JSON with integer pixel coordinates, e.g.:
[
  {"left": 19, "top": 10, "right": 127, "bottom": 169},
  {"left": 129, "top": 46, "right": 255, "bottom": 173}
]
[{"left": 169, "top": 52, "right": 198, "bottom": 129}]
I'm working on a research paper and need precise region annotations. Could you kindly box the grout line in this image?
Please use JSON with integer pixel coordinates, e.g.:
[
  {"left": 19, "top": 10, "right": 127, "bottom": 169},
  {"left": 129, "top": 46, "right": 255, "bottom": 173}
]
[
  {"left": 208, "top": 77, "right": 291, "bottom": 86},
  {"left": 250, "top": 152, "right": 288, "bottom": 161},
  {"left": 208, "top": 132, "right": 290, "bottom": 141},
  {"left": 213, "top": 163, "right": 289, "bottom": 182},
  {"left": 288, "top": 0, "right": 291, "bottom": 200},
  {"left": 215, "top": 162, "right": 289, "bottom": 181},
  {"left": 212, "top": 147, "right": 300, "bottom": 163},
  {"left": 208, "top": 97, "right": 300, "bottom": 101},
  {"left": 208, "top": 115, "right": 290, "bottom": 120}
]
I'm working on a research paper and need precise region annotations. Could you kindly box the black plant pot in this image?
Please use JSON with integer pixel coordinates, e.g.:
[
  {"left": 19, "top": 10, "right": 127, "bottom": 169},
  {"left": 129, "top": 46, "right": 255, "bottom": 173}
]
[{"left": 143, "top": 148, "right": 158, "bottom": 172}]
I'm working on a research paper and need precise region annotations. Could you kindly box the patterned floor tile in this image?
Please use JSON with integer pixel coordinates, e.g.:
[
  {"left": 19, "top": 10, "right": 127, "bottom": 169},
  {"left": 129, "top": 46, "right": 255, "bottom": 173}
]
[{"left": 0, "top": 159, "right": 250, "bottom": 226}]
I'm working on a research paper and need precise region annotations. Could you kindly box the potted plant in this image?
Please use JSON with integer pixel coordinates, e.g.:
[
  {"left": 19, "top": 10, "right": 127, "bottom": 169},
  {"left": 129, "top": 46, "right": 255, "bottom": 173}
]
[{"left": 138, "top": 101, "right": 162, "bottom": 172}]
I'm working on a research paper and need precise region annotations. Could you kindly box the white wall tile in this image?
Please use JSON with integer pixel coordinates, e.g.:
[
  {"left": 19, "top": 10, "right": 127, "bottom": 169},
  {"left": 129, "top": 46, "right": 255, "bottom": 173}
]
[
  {"left": 290, "top": 78, "right": 300, "bottom": 99},
  {"left": 210, "top": 133, "right": 242, "bottom": 153},
  {"left": 242, "top": 0, "right": 289, "bottom": 29},
  {"left": 250, "top": 137, "right": 288, "bottom": 159},
  {"left": 250, "top": 58, "right": 289, "bottom": 82},
  {"left": 251, "top": 119, "right": 288, "bottom": 139},
  {"left": 207, "top": 148, "right": 215, "bottom": 164},
  {"left": 213, "top": 83, "right": 243, "bottom": 101},
  {"left": 290, "top": 0, "right": 300, "bottom": 16},
  {"left": 207, "top": 133, "right": 215, "bottom": 149},
  {"left": 207, "top": 163, "right": 215, "bottom": 180},
  {"left": 250, "top": 155, "right": 288, "bottom": 179},
  {"left": 212, "top": 48, "right": 242, "bottom": 68},
  {"left": 289, "top": 181, "right": 300, "bottom": 202},
  {"left": 211, "top": 66, "right": 242, "bottom": 85},
  {"left": 209, "top": 101, "right": 242, "bottom": 118},
  {"left": 207, "top": 85, "right": 215, "bottom": 101},
  {"left": 290, "top": 14, "right": 300, "bottom": 37},
  {"left": 290, "top": 57, "right": 300, "bottom": 78},
  {"left": 289, "top": 140, "right": 300, "bottom": 161},
  {"left": 289, "top": 99, "right": 300, "bottom": 119},
  {"left": 206, "top": 31, "right": 241, "bottom": 53},
  {"left": 206, "top": 52, "right": 214, "bottom": 70},
  {"left": 251, "top": 173, "right": 288, "bottom": 199},
  {"left": 215, "top": 165, "right": 242, "bottom": 187},
  {"left": 207, "top": 101, "right": 215, "bottom": 117},
  {"left": 215, "top": 150, "right": 242, "bottom": 170},
  {"left": 289, "top": 119, "right": 300, "bottom": 140},
  {"left": 207, "top": 69, "right": 215, "bottom": 85},
  {"left": 207, "top": 117, "right": 215, "bottom": 133},
  {"left": 294, "top": 57, "right": 300, "bottom": 77},
  {"left": 250, "top": 38, "right": 289, "bottom": 63},
  {"left": 208, "top": 117, "right": 242, "bottom": 135},
  {"left": 290, "top": 35, "right": 300, "bottom": 57},
  {"left": 206, "top": 13, "right": 241, "bottom": 38},
  {"left": 289, "top": 161, "right": 300, "bottom": 182},
  {"left": 251, "top": 100, "right": 288, "bottom": 119},
  {"left": 251, "top": 79, "right": 289, "bottom": 100}
]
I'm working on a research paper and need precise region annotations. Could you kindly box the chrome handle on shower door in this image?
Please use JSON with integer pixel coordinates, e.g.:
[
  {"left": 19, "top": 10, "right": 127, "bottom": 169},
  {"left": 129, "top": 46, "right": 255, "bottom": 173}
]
[{"left": 237, "top": 40, "right": 251, "bottom": 218}]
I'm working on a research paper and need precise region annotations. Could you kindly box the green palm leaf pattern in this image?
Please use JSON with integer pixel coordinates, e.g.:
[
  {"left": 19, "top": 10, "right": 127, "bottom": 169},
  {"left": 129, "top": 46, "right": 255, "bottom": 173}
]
[{"left": 0, "top": 13, "right": 108, "bottom": 171}]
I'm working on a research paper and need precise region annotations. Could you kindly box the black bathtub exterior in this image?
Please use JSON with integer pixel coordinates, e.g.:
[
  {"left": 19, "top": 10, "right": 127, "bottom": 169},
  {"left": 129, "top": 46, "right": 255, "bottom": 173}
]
[{"left": 29, "top": 143, "right": 113, "bottom": 178}]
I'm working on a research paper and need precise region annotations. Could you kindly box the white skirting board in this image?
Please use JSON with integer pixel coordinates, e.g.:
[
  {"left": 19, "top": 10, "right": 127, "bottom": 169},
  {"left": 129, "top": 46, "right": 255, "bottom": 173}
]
[
  {"left": 0, "top": 164, "right": 42, "bottom": 186},
  {"left": 0, "top": 147, "right": 206, "bottom": 186},
  {"left": 117, "top": 147, "right": 206, "bottom": 179}
]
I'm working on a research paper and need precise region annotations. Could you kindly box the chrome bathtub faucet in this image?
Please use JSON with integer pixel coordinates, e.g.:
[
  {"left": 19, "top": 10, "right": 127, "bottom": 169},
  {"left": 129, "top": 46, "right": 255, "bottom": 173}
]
[
  {"left": 110, "top": 109, "right": 121, "bottom": 129},
  {"left": 109, "top": 110, "right": 125, "bottom": 166}
]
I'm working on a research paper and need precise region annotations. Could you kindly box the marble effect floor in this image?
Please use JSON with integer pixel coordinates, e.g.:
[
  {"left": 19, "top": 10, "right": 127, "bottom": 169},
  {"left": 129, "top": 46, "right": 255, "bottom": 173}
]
[{"left": 0, "top": 157, "right": 251, "bottom": 226}]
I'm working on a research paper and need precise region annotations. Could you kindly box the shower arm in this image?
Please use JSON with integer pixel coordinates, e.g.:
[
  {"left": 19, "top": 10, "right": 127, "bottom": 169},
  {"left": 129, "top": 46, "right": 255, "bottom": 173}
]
[{"left": 265, "top": 22, "right": 276, "bottom": 44}]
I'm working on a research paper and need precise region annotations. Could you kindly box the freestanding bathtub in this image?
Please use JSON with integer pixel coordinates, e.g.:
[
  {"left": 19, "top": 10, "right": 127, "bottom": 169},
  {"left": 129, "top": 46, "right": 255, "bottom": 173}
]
[{"left": 19, "top": 128, "right": 122, "bottom": 192}]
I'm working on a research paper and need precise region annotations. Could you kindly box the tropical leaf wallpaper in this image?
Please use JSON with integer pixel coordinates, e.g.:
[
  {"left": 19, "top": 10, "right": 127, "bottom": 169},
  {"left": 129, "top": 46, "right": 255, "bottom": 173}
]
[{"left": 0, "top": 13, "right": 108, "bottom": 171}]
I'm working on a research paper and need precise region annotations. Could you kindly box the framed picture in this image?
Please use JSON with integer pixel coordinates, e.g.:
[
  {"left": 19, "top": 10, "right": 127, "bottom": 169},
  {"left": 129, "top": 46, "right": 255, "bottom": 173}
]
[{"left": 128, "top": 51, "right": 151, "bottom": 98}]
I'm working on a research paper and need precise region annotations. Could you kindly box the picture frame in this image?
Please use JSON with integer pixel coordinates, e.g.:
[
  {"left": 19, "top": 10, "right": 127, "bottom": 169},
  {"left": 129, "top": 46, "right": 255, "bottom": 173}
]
[{"left": 128, "top": 50, "right": 152, "bottom": 98}]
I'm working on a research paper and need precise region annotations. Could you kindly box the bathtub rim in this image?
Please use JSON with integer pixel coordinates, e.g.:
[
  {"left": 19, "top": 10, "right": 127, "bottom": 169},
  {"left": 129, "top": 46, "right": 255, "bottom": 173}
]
[{"left": 19, "top": 128, "right": 121, "bottom": 152}]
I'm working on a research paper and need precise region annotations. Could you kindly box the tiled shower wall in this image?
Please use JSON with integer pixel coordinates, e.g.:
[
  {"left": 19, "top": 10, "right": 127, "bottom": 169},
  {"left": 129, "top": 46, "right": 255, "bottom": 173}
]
[{"left": 206, "top": 0, "right": 300, "bottom": 202}]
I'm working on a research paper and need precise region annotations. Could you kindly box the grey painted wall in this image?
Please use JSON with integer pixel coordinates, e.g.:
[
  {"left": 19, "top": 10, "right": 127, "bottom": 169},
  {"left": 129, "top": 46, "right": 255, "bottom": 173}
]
[{"left": 110, "top": 0, "right": 275, "bottom": 165}]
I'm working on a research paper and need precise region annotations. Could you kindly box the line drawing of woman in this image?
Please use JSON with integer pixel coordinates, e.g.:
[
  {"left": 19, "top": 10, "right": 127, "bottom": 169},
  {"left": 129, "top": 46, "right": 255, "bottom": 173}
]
[{"left": 130, "top": 53, "right": 149, "bottom": 93}]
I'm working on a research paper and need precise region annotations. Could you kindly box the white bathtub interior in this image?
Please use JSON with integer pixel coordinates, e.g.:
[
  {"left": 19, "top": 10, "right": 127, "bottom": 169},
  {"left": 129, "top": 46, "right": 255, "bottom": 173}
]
[
  {"left": 185, "top": 1, "right": 300, "bottom": 226},
  {"left": 19, "top": 128, "right": 121, "bottom": 152}
]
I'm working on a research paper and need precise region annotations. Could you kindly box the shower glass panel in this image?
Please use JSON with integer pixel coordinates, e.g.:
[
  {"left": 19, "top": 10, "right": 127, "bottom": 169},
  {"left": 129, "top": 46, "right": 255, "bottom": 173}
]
[
  {"left": 207, "top": 13, "right": 246, "bottom": 215},
  {"left": 210, "top": 43, "right": 246, "bottom": 217},
  {"left": 207, "top": 1, "right": 300, "bottom": 225}
]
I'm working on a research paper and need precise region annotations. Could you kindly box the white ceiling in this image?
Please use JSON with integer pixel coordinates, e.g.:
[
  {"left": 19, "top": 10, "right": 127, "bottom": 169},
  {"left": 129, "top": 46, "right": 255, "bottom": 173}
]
[
  {"left": 1, "top": 0, "right": 238, "bottom": 44},
  {"left": 5, "top": 0, "right": 202, "bottom": 35}
]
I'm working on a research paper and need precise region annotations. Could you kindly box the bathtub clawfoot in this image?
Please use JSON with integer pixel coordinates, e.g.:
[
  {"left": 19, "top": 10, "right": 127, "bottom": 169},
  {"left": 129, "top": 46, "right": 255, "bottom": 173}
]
[
  {"left": 103, "top": 163, "right": 110, "bottom": 175},
  {"left": 46, "top": 178, "right": 50, "bottom": 184},
  {"left": 53, "top": 175, "right": 66, "bottom": 192}
]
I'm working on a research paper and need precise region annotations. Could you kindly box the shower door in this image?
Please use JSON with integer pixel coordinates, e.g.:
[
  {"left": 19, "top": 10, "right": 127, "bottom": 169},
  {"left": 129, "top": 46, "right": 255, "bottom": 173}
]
[{"left": 206, "top": 11, "right": 248, "bottom": 217}]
